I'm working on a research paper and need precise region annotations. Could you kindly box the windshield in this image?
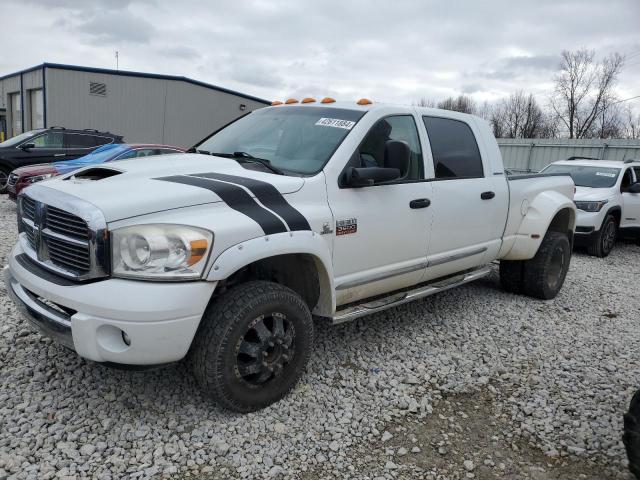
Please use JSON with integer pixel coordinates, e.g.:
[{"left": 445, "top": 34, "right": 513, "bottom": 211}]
[
  {"left": 0, "top": 130, "right": 44, "bottom": 148},
  {"left": 195, "top": 106, "right": 366, "bottom": 175},
  {"left": 541, "top": 164, "right": 621, "bottom": 188}
]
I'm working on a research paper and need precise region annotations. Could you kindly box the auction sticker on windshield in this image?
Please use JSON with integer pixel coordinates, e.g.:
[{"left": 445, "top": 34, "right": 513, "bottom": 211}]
[
  {"left": 315, "top": 118, "right": 356, "bottom": 130},
  {"left": 596, "top": 172, "right": 617, "bottom": 177}
]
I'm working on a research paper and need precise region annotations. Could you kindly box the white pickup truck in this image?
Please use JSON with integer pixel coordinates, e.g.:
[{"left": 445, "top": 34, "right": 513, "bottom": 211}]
[
  {"left": 4, "top": 100, "right": 576, "bottom": 412},
  {"left": 540, "top": 158, "right": 640, "bottom": 257}
]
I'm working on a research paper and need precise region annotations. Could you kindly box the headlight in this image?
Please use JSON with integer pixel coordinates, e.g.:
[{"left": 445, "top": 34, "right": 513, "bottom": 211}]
[
  {"left": 574, "top": 200, "right": 608, "bottom": 212},
  {"left": 112, "top": 224, "right": 213, "bottom": 280},
  {"left": 26, "top": 173, "right": 56, "bottom": 183}
]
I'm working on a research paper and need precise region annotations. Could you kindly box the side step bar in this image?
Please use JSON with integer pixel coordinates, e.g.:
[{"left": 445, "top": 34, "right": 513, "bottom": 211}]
[{"left": 331, "top": 266, "right": 492, "bottom": 325}]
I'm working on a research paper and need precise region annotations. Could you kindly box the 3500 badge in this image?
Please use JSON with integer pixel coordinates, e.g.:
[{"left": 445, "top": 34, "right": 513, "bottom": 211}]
[{"left": 336, "top": 218, "right": 357, "bottom": 236}]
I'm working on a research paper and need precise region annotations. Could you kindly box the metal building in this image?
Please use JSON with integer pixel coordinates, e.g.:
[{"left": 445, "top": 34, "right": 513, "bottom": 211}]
[
  {"left": 498, "top": 138, "right": 640, "bottom": 172},
  {"left": 0, "top": 63, "right": 269, "bottom": 147}
]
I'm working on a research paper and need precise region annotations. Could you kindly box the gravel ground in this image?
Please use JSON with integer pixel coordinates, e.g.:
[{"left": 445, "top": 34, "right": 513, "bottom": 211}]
[{"left": 1, "top": 193, "right": 639, "bottom": 479}]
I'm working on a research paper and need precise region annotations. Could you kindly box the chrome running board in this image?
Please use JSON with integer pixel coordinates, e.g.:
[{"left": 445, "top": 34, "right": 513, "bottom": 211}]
[{"left": 332, "top": 266, "right": 492, "bottom": 325}]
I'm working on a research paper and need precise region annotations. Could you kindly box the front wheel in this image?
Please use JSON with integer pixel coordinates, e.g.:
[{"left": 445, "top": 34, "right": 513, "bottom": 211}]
[
  {"left": 587, "top": 214, "right": 617, "bottom": 257},
  {"left": 191, "top": 281, "right": 314, "bottom": 412},
  {"left": 521, "top": 231, "right": 571, "bottom": 300}
]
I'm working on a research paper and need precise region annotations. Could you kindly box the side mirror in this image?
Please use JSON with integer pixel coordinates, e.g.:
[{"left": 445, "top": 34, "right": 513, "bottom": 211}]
[
  {"left": 344, "top": 166, "right": 401, "bottom": 187},
  {"left": 628, "top": 182, "right": 640, "bottom": 194},
  {"left": 20, "top": 143, "right": 35, "bottom": 151}
]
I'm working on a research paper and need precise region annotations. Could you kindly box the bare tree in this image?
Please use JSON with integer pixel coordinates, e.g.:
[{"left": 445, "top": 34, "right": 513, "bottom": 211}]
[
  {"left": 490, "top": 91, "right": 549, "bottom": 138},
  {"left": 413, "top": 98, "right": 437, "bottom": 108},
  {"left": 550, "top": 49, "right": 624, "bottom": 138},
  {"left": 591, "top": 98, "right": 624, "bottom": 138},
  {"left": 623, "top": 104, "right": 640, "bottom": 139},
  {"left": 437, "top": 95, "right": 477, "bottom": 114}
]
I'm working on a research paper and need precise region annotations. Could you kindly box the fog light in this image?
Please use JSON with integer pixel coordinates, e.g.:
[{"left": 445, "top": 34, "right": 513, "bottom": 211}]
[{"left": 122, "top": 331, "right": 131, "bottom": 346}]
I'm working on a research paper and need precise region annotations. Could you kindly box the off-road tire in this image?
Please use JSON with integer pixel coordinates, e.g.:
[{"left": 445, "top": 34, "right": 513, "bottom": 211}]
[
  {"left": 499, "top": 260, "right": 525, "bottom": 294},
  {"left": 521, "top": 231, "right": 571, "bottom": 300},
  {"left": 624, "top": 389, "right": 640, "bottom": 479},
  {"left": 0, "top": 166, "right": 11, "bottom": 194},
  {"left": 191, "top": 281, "right": 313, "bottom": 412},
  {"left": 587, "top": 214, "right": 617, "bottom": 258}
]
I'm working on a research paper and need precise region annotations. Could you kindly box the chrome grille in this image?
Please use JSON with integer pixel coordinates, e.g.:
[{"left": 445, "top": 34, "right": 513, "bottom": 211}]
[
  {"left": 7, "top": 173, "right": 18, "bottom": 187},
  {"left": 22, "top": 196, "right": 36, "bottom": 220},
  {"left": 46, "top": 206, "right": 89, "bottom": 239},
  {"left": 17, "top": 188, "right": 109, "bottom": 281}
]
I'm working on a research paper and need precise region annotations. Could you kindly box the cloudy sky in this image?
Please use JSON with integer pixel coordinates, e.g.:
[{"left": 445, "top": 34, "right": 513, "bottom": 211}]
[{"left": 3, "top": 0, "right": 639, "bottom": 108}]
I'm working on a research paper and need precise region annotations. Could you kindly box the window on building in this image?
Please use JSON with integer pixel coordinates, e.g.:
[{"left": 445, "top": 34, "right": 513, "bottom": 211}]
[
  {"left": 423, "top": 116, "right": 484, "bottom": 179},
  {"left": 9, "top": 92, "right": 22, "bottom": 136},
  {"left": 30, "top": 89, "right": 44, "bottom": 129},
  {"left": 357, "top": 115, "right": 424, "bottom": 181},
  {"left": 31, "top": 132, "right": 64, "bottom": 148}
]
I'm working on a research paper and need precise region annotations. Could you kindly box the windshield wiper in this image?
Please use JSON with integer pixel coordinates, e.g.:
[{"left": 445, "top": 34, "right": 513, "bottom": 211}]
[{"left": 209, "top": 151, "right": 284, "bottom": 175}]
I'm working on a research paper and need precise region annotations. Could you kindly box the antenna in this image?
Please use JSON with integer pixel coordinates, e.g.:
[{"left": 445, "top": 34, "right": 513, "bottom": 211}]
[{"left": 115, "top": 51, "right": 119, "bottom": 70}]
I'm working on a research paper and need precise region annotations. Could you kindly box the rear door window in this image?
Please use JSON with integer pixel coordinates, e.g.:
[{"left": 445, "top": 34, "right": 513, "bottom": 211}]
[
  {"left": 65, "top": 133, "right": 96, "bottom": 148},
  {"left": 93, "top": 136, "right": 114, "bottom": 146},
  {"left": 422, "top": 116, "right": 484, "bottom": 179}
]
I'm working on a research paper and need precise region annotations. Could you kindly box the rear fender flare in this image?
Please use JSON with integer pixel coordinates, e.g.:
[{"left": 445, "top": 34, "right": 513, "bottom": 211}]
[{"left": 502, "top": 191, "right": 576, "bottom": 260}]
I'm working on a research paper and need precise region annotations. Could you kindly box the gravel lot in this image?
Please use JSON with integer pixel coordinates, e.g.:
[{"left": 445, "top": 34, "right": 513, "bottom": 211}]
[{"left": 1, "top": 193, "right": 639, "bottom": 479}]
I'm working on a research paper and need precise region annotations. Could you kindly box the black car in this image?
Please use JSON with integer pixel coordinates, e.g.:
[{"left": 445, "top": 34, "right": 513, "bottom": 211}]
[{"left": 0, "top": 127, "right": 124, "bottom": 193}]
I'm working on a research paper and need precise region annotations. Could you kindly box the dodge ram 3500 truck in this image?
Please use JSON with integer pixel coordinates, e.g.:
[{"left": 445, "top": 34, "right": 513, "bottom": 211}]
[{"left": 4, "top": 99, "right": 576, "bottom": 412}]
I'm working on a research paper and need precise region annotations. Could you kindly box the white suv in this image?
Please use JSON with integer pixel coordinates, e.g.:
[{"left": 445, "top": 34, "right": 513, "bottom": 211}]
[{"left": 541, "top": 158, "right": 640, "bottom": 256}]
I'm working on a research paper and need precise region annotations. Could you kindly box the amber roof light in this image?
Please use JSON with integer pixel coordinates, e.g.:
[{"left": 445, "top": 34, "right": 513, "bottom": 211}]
[
  {"left": 301, "top": 97, "right": 316, "bottom": 103},
  {"left": 321, "top": 97, "right": 336, "bottom": 104},
  {"left": 271, "top": 100, "right": 283, "bottom": 106},
  {"left": 285, "top": 98, "right": 299, "bottom": 104},
  {"left": 357, "top": 98, "right": 372, "bottom": 105}
]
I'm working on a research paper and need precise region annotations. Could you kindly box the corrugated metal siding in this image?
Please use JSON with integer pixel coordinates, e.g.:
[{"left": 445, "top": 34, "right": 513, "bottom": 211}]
[
  {"left": 498, "top": 138, "right": 640, "bottom": 171},
  {"left": 45, "top": 68, "right": 265, "bottom": 146},
  {"left": 0, "top": 74, "right": 25, "bottom": 135},
  {"left": 163, "top": 81, "right": 265, "bottom": 147},
  {"left": 22, "top": 69, "right": 43, "bottom": 91}
]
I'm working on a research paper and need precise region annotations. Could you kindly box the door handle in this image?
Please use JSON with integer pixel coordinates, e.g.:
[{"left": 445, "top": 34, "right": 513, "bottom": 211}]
[
  {"left": 410, "top": 198, "right": 431, "bottom": 209},
  {"left": 481, "top": 191, "right": 495, "bottom": 200}
]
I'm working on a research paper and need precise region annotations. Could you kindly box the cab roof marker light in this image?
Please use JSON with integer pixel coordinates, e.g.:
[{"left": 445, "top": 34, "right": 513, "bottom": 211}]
[
  {"left": 301, "top": 97, "right": 316, "bottom": 103},
  {"left": 271, "top": 100, "right": 283, "bottom": 106},
  {"left": 321, "top": 97, "right": 336, "bottom": 104},
  {"left": 284, "top": 98, "right": 299, "bottom": 104},
  {"left": 357, "top": 98, "right": 372, "bottom": 105}
]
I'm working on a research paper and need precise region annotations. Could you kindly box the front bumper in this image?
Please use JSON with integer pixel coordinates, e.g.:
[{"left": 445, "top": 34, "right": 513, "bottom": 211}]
[
  {"left": 573, "top": 226, "right": 598, "bottom": 245},
  {"left": 4, "top": 242, "right": 217, "bottom": 365}
]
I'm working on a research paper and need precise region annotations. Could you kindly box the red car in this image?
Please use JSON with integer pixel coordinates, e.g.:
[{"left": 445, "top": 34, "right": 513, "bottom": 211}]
[{"left": 7, "top": 143, "right": 185, "bottom": 199}]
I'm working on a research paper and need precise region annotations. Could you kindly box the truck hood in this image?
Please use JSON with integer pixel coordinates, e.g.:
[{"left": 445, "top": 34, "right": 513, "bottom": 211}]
[
  {"left": 573, "top": 186, "right": 616, "bottom": 202},
  {"left": 26, "top": 154, "right": 305, "bottom": 222}
]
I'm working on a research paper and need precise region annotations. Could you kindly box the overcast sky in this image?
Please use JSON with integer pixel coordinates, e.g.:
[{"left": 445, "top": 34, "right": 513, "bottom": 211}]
[{"left": 3, "top": 0, "right": 640, "bottom": 109}]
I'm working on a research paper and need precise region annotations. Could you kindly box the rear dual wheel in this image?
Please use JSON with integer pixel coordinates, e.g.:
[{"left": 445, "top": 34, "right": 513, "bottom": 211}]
[
  {"left": 500, "top": 231, "right": 571, "bottom": 300},
  {"left": 191, "top": 281, "right": 313, "bottom": 413}
]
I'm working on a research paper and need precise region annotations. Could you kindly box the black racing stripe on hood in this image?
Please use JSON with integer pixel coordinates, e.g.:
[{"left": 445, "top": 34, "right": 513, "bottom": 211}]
[
  {"left": 156, "top": 175, "right": 287, "bottom": 235},
  {"left": 189, "top": 172, "right": 311, "bottom": 231}
]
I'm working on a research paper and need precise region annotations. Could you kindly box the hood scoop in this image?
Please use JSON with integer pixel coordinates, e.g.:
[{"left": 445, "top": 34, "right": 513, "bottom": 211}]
[{"left": 66, "top": 167, "right": 122, "bottom": 182}]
